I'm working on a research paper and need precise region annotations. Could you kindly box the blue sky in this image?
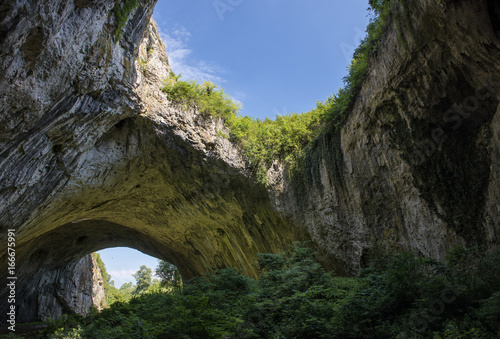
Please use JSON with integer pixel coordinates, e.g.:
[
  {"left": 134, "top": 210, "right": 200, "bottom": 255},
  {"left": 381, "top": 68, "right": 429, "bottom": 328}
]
[
  {"left": 99, "top": 0, "right": 371, "bottom": 287},
  {"left": 98, "top": 248, "right": 160, "bottom": 286},
  {"left": 153, "top": 0, "right": 371, "bottom": 119}
]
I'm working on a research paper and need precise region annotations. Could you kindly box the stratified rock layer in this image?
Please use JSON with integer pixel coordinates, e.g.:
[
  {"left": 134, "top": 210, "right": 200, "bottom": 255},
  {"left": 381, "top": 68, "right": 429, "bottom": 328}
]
[
  {"left": 0, "top": 0, "right": 301, "bottom": 322},
  {"left": 276, "top": 0, "right": 500, "bottom": 274},
  {"left": 0, "top": 0, "right": 499, "bottom": 322}
]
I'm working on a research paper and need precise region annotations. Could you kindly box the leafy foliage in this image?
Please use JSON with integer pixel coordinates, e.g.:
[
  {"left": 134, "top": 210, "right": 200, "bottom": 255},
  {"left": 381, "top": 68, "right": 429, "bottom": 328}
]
[
  {"left": 156, "top": 260, "right": 182, "bottom": 291},
  {"left": 41, "top": 244, "right": 500, "bottom": 339},
  {"left": 133, "top": 265, "right": 153, "bottom": 295},
  {"left": 161, "top": 72, "right": 330, "bottom": 182},
  {"left": 227, "top": 110, "right": 325, "bottom": 181},
  {"left": 161, "top": 74, "right": 240, "bottom": 121},
  {"left": 112, "top": 0, "right": 140, "bottom": 41},
  {"left": 159, "top": 1, "right": 398, "bottom": 184},
  {"left": 93, "top": 253, "right": 112, "bottom": 291},
  {"left": 94, "top": 253, "right": 136, "bottom": 304}
]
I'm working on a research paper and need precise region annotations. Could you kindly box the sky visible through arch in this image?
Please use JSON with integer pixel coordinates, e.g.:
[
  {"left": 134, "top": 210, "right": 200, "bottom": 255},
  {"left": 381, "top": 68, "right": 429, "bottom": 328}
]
[
  {"left": 99, "top": 0, "right": 371, "bottom": 287},
  {"left": 98, "top": 248, "right": 160, "bottom": 287}
]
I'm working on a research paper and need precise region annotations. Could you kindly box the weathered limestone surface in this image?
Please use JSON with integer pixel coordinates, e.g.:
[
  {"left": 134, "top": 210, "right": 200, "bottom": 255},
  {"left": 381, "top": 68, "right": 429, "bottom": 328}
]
[
  {"left": 0, "top": 0, "right": 499, "bottom": 322},
  {"left": 275, "top": 0, "right": 500, "bottom": 274},
  {"left": 34, "top": 254, "right": 106, "bottom": 322},
  {"left": 0, "top": 0, "right": 301, "bottom": 322}
]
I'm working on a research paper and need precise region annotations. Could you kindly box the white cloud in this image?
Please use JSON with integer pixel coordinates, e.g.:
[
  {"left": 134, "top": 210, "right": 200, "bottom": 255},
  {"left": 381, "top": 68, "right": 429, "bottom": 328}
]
[
  {"left": 108, "top": 269, "right": 136, "bottom": 287},
  {"left": 151, "top": 15, "right": 248, "bottom": 112},
  {"left": 108, "top": 269, "right": 159, "bottom": 288},
  {"left": 156, "top": 24, "right": 224, "bottom": 84}
]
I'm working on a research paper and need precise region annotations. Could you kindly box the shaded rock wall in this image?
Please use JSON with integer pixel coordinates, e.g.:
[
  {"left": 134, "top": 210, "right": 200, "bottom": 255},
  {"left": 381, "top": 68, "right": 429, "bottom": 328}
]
[
  {"left": 275, "top": 0, "right": 500, "bottom": 274},
  {"left": 33, "top": 254, "right": 106, "bottom": 322},
  {"left": 0, "top": 0, "right": 303, "bottom": 322}
]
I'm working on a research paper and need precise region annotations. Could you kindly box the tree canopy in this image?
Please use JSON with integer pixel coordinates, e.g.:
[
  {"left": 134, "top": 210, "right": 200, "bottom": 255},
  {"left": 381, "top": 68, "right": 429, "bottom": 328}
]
[
  {"left": 156, "top": 260, "right": 182, "bottom": 291},
  {"left": 133, "top": 265, "right": 153, "bottom": 295}
]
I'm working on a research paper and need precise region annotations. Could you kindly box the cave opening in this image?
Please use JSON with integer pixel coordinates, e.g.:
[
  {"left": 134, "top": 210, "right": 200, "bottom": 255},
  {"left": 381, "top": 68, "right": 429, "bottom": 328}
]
[{"left": 0, "top": 219, "right": 192, "bottom": 323}]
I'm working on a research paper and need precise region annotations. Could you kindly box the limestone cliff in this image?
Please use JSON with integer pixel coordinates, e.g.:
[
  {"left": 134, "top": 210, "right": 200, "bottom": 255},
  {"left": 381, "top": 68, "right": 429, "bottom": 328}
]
[
  {"left": 274, "top": 0, "right": 500, "bottom": 274},
  {"left": 0, "top": 0, "right": 302, "bottom": 322},
  {"left": 33, "top": 254, "right": 106, "bottom": 321},
  {"left": 0, "top": 0, "right": 499, "bottom": 323}
]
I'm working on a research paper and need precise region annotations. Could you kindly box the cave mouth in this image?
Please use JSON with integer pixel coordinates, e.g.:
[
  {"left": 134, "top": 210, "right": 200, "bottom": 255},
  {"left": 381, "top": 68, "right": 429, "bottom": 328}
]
[
  {"left": 1, "top": 219, "right": 196, "bottom": 323},
  {"left": 15, "top": 219, "right": 197, "bottom": 280},
  {"left": 82, "top": 247, "right": 184, "bottom": 311}
]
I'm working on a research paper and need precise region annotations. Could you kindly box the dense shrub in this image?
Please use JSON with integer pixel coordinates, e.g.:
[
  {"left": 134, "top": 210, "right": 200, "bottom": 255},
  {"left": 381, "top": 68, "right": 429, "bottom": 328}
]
[
  {"left": 161, "top": 74, "right": 240, "bottom": 122},
  {"left": 38, "top": 244, "right": 500, "bottom": 339}
]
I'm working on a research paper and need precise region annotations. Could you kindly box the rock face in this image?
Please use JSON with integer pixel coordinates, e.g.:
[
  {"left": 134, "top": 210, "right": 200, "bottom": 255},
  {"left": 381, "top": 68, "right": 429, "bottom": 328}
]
[
  {"left": 0, "top": 0, "right": 499, "bottom": 322},
  {"left": 0, "top": 0, "right": 302, "bottom": 322},
  {"left": 33, "top": 254, "right": 106, "bottom": 322},
  {"left": 275, "top": 0, "right": 500, "bottom": 274}
]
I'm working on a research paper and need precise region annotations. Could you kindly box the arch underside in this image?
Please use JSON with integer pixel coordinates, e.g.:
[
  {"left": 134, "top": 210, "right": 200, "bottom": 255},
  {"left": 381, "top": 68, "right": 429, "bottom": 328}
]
[
  {"left": 0, "top": 0, "right": 307, "bottom": 322},
  {"left": 0, "top": 115, "right": 304, "bottom": 322}
]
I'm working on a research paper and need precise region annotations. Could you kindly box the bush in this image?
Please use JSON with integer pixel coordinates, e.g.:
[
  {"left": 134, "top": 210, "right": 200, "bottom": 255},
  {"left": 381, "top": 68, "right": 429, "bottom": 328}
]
[
  {"left": 40, "top": 245, "right": 500, "bottom": 338},
  {"left": 161, "top": 74, "right": 239, "bottom": 122}
]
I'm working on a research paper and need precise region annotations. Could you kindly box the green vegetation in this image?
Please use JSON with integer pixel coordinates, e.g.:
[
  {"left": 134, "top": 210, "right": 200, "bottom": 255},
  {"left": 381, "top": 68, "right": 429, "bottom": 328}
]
[
  {"left": 132, "top": 265, "right": 153, "bottom": 294},
  {"left": 137, "top": 57, "right": 147, "bottom": 71},
  {"left": 94, "top": 255, "right": 182, "bottom": 305},
  {"left": 94, "top": 253, "right": 133, "bottom": 304},
  {"left": 227, "top": 110, "right": 326, "bottom": 181},
  {"left": 93, "top": 253, "right": 112, "bottom": 293},
  {"left": 112, "top": 0, "right": 140, "bottom": 41},
  {"left": 161, "top": 72, "right": 327, "bottom": 181},
  {"left": 161, "top": 73, "right": 240, "bottom": 120},
  {"left": 36, "top": 243, "right": 500, "bottom": 338},
  {"left": 156, "top": 260, "right": 183, "bottom": 291},
  {"left": 160, "top": 1, "right": 399, "bottom": 183}
]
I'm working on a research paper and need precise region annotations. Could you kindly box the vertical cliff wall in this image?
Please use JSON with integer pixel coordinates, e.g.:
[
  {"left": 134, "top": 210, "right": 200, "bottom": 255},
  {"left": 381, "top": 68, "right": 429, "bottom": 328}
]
[
  {"left": 275, "top": 0, "right": 500, "bottom": 274},
  {"left": 33, "top": 254, "right": 106, "bottom": 322}
]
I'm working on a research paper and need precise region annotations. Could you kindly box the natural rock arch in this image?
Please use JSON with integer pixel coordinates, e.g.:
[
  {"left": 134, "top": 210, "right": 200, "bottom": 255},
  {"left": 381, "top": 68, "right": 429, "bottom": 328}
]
[
  {"left": 2, "top": 0, "right": 500, "bottom": 324},
  {"left": 0, "top": 0, "right": 305, "bottom": 322},
  {"left": 13, "top": 218, "right": 256, "bottom": 323},
  {"left": 10, "top": 114, "right": 300, "bottom": 281},
  {"left": 2, "top": 107, "right": 304, "bottom": 319}
]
